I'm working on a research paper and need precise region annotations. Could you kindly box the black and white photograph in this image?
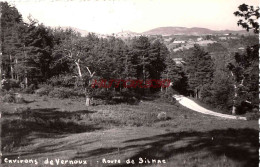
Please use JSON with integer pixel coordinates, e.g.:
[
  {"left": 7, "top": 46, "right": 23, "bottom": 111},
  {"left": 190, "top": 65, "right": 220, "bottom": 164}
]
[{"left": 0, "top": 0, "right": 259, "bottom": 166}]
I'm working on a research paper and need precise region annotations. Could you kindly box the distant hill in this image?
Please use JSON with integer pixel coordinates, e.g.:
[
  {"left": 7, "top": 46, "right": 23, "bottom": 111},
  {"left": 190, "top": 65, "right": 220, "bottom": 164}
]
[
  {"left": 53, "top": 26, "right": 249, "bottom": 37},
  {"left": 53, "top": 26, "right": 89, "bottom": 36},
  {"left": 116, "top": 30, "right": 139, "bottom": 36},
  {"left": 142, "top": 26, "right": 248, "bottom": 36}
]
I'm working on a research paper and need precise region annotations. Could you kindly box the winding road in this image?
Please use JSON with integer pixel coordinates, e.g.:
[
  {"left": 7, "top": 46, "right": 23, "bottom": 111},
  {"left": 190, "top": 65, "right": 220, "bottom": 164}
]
[{"left": 173, "top": 95, "right": 247, "bottom": 120}]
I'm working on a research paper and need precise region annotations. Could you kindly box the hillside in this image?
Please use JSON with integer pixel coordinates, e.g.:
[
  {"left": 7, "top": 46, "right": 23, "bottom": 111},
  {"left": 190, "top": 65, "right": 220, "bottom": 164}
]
[
  {"left": 54, "top": 26, "right": 249, "bottom": 37},
  {"left": 142, "top": 26, "right": 247, "bottom": 36},
  {"left": 53, "top": 26, "right": 89, "bottom": 36}
]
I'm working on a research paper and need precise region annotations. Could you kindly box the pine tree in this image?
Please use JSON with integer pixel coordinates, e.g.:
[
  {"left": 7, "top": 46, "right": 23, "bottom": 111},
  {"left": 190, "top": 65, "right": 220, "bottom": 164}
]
[
  {"left": 227, "top": 45, "right": 259, "bottom": 114},
  {"left": 162, "top": 54, "right": 187, "bottom": 94},
  {"left": 1, "top": 2, "right": 24, "bottom": 82},
  {"left": 184, "top": 45, "right": 214, "bottom": 98},
  {"left": 19, "top": 20, "right": 55, "bottom": 85}
]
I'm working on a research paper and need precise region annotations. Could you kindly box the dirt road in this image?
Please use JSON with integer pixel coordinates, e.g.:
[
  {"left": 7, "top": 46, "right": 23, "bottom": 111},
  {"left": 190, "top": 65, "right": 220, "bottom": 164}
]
[{"left": 173, "top": 95, "right": 247, "bottom": 120}]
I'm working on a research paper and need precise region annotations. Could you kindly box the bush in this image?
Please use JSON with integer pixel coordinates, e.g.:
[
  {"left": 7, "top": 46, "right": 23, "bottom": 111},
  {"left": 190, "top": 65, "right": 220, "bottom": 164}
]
[
  {"left": 157, "top": 112, "right": 167, "bottom": 120},
  {"left": 245, "top": 112, "right": 259, "bottom": 120},
  {"left": 42, "top": 95, "right": 48, "bottom": 101},
  {"left": 158, "top": 88, "right": 177, "bottom": 104},
  {"left": 1, "top": 93, "right": 25, "bottom": 103},
  {"left": 49, "top": 87, "right": 73, "bottom": 99},
  {"left": 14, "top": 93, "right": 25, "bottom": 103},
  {"left": 47, "top": 74, "right": 76, "bottom": 87},
  {"left": 72, "top": 87, "right": 85, "bottom": 97},
  {"left": 92, "top": 88, "right": 115, "bottom": 100},
  {"left": 2, "top": 79, "right": 20, "bottom": 90},
  {"left": 2, "top": 94, "right": 16, "bottom": 103},
  {"left": 35, "top": 85, "right": 53, "bottom": 96},
  {"left": 23, "top": 84, "right": 36, "bottom": 94}
]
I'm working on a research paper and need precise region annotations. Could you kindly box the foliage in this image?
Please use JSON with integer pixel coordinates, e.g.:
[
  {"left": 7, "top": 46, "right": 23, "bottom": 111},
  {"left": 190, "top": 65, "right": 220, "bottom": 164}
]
[
  {"left": 184, "top": 45, "right": 214, "bottom": 96},
  {"left": 48, "top": 87, "right": 74, "bottom": 99},
  {"left": 23, "top": 84, "right": 36, "bottom": 94},
  {"left": 227, "top": 45, "right": 259, "bottom": 112},
  {"left": 234, "top": 3, "right": 259, "bottom": 33},
  {"left": 2, "top": 93, "right": 25, "bottom": 103},
  {"left": 2, "top": 79, "right": 20, "bottom": 90},
  {"left": 162, "top": 54, "right": 188, "bottom": 94},
  {"left": 2, "top": 94, "right": 16, "bottom": 103},
  {"left": 158, "top": 88, "right": 178, "bottom": 105},
  {"left": 157, "top": 112, "right": 167, "bottom": 120},
  {"left": 47, "top": 74, "right": 76, "bottom": 87},
  {"left": 245, "top": 112, "right": 259, "bottom": 120},
  {"left": 35, "top": 85, "right": 53, "bottom": 96}
]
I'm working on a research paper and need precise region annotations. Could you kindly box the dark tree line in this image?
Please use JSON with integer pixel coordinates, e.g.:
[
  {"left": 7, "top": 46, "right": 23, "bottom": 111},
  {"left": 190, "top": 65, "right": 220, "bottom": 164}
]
[{"left": 1, "top": 2, "right": 180, "bottom": 105}]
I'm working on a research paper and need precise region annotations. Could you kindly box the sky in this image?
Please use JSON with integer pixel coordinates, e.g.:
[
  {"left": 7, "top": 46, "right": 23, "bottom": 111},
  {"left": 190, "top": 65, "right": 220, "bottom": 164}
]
[{"left": 7, "top": 0, "right": 259, "bottom": 34}]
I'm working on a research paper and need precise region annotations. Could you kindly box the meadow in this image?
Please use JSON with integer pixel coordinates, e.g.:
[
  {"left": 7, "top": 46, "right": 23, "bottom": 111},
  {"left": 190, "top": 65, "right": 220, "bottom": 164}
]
[{"left": 1, "top": 93, "right": 258, "bottom": 167}]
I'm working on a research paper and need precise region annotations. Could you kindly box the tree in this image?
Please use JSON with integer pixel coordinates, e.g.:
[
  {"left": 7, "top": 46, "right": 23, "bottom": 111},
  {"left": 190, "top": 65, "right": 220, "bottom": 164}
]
[
  {"left": 162, "top": 54, "right": 187, "bottom": 94},
  {"left": 227, "top": 45, "right": 258, "bottom": 114},
  {"left": 226, "top": 3, "right": 259, "bottom": 115},
  {"left": 1, "top": 2, "right": 24, "bottom": 85},
  {"left": 234, "top": 3, "right": 259, "bottom": 33},
  {"left": 129, "top": 37, "right": 168, "bottom": 93},
  {"left": 149, "top": 39, "right": 167, "bottom": 81},
  {"left": 130, "top": 36, "right": 150, "bottom": 80},
  {"left": 184, "top": 45, "right": 214, "bottom": 99},
  {"left": 53, "top": 33, "right": 98, "bottom": 106},
  {"left": 15, "top": 19, "right": 55, "bottom": 87}
]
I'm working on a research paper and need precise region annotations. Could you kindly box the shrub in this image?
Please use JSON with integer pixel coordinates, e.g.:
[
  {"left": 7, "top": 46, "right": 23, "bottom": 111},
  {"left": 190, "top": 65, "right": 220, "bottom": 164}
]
[
  {"left": 92, "top": 88, "right": 113, "bottom": 100},
  {"left": 2, "top": 93, "right": 25, "bottom": 103},
  {"left": 49, "top": 87, "right": 73, "bottom": 99},
  {"left": 2, "top": 79, "right": 20, "bottom": 90},
  {"left": 245, "top": 112, "right": 259, "bottom": 120},
  {"left": 35, "top": 85, "right": 53, "bottom": 96},
  {"left": 47, "top": 74, "right": 76, "bottom": 87},
  {"left": 72, "top": 87, "right": 85, "bottom": 97},
  {"left": 157, "top": 112, "right": 167, "bottom": 120},
  {"left": 42, "top": 95, "right": 48, "bottom": 101},
  {"left": 14, "top": 93, "right": 25, "bottom": 103},
  {"left": 23, "top": 84, "right": 36, "bottom": 94},
  {"left": 158, "top": 88, "right": 177, "bottom": 104},
  {"left": 2, "top": 94, "right": 16, "bottom": 103}
]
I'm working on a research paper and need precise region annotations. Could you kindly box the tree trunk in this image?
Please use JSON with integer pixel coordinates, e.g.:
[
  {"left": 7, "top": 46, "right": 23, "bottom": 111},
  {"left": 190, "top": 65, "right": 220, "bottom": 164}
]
[
  {"left": 232, "top": 105, "right": 236, "bottom": 115},
  {"left": 85, "top": 80, "right": 93, "bottom": 106},
  {"left": 0, "top": 52, "right": 2, "bottom": 89},
  {"left": 232, "top": 84, "right": 238, "bottom": 115},
  {"left": 25, "top": 76, "right": 28, "bottom": 88},
  {"left": 75, "top": 61, "right": 82, "bottom": 78},
  {"left": 195, "top": 89, "right": 198, "bottom": 99},
  {"left": 85, "top": 94, "right": 91, "bottom": 106},
  {"left": 11, "top": 66, "right": 14, "bottom": 79},
  {"left": 230, "top": 71, "right": 237, "bottom": 115},
  {"left": 10, "top": 55, "right": 14, "bottom": 79}
]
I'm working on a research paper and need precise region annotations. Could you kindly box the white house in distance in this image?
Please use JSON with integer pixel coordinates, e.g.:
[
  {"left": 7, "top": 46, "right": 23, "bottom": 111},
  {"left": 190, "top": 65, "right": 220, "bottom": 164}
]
[
  {"left": 173, "top": 40, "right": 186, "bottom": 44},
  {"left": 173, "top": 58, "right": 185, "bottom": 65},
  {"left": 197, "top": 37, "right": 203, "bottom": 41}
]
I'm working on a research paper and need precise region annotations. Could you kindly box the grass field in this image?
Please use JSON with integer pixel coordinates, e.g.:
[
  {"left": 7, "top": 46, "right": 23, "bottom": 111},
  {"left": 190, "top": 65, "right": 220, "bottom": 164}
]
[{"left": 1, "top": 93, "right": 258, "bottom": 167}]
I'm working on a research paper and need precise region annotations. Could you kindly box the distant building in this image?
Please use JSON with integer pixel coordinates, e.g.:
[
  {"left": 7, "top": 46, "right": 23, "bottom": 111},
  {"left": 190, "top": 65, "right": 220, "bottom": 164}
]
[
  {"left": 164, "top": 38, "right": 172, "bottom": 42},
  {"left": 188, "top": 39, "right": 194, "bottom": 43},
  {"left": 173, "top": 58, "right": 185, "bottom": 65},
  {"left": 229, "top": 37, "right": 239, "bottom": 39},
  {"left": 173, "top": 40, "right": 185, "bottom": 44},
  {"left": 197, "top": 37, "right": 203, "bottom": 41},
  {"left": 219, "top": 37, "right": 227, "bottom": 40}
]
